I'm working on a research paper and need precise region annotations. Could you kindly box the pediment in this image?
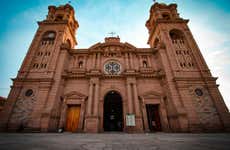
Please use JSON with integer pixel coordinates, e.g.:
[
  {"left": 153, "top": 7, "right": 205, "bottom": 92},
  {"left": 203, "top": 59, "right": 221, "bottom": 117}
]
[
  {"left": 141, "top": 91, "right": 162, "bottom": 99},
  {"left": 89, "top": 42, "right": 137, "bottom": 52},
  {"left": 64, "top": 91, "right": 86, "bottom": 99}
]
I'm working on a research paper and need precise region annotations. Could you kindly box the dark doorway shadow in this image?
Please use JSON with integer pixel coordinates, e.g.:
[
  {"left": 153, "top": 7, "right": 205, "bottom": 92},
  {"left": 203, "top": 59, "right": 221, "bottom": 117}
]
[{"left": 103, "top": 91, "right": 123, "bottom": 131}]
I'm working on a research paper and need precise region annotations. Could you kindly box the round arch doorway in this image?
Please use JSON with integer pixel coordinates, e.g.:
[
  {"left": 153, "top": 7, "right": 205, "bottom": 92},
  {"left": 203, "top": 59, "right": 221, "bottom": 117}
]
[{"left": 103, "top": 91, "right": 123, "bottom": 131}]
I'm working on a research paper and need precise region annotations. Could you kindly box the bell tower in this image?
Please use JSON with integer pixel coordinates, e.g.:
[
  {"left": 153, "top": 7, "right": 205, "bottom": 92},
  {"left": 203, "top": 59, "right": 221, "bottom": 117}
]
[
  {"left": 0, "top": 4, "right": 79, "bottom": 132},
  {"left": 146, "top": 3, "right": 230, "bottom": 132},
  {"left": 19, "top": 4, "right": 78, "bottom": 76}
]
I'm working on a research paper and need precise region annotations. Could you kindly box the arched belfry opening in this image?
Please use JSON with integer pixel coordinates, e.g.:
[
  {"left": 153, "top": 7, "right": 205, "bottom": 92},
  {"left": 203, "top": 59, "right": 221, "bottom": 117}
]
[{"left": 103, "top": 91, "right": 123, "bottom": 131}]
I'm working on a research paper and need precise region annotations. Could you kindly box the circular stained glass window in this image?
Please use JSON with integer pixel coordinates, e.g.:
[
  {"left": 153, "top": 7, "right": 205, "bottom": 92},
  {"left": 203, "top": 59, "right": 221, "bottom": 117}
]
[
  {"left": 104, "top": 61, "right": 121, "bottom": 75},
  {"left": 25, "top": 89, "right": 33, "bottom": 97},
  {"left": 195, "top": 88, "right": 203, "bottom": 96}
]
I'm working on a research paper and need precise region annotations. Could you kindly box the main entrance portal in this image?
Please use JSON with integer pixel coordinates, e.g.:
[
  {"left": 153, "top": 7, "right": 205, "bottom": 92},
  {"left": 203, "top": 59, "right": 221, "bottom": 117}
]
[{"left": 103, "top": 91, "right": 123, "bottom": 131}]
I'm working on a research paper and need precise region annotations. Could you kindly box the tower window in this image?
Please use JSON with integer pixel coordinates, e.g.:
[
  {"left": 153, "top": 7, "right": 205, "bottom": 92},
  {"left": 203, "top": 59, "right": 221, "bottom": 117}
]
[
  {"left": 169, "top": 29, "right": 185, "bottom": 43},
  {"left": 25, "top": 89, "right": 33, "bottom": 97},
  {"left": 79, "top": 61, "right": 83, "bottom": 68},
  {"left": 162, "top": 13, "right": 171, "bottom": 20},
  {"left": 41, "top": 31, "right": 56, "bottom": 44},
  {"left": 153, "top": 38, "right": 159, "bottom": 48},
  {"left": 33, "top": 63, "right": 39, "bottom": 69},
  {"left": 55, "top": 15, "right": 63, "bottom": 21},
  {"left": 65, "top": 39, "right": 71, "bottom": 49}
]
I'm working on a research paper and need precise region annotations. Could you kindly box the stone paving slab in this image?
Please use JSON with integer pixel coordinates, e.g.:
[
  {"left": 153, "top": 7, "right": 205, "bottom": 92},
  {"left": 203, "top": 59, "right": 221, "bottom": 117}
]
[{"left": 0, "top": 133, "right": 230, "bottom": 150}]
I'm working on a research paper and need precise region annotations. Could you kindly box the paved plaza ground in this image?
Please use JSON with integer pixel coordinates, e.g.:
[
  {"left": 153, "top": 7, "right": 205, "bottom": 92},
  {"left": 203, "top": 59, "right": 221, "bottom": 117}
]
[{"left": 0, "top": 133, "right": 230, "bottom": 150}]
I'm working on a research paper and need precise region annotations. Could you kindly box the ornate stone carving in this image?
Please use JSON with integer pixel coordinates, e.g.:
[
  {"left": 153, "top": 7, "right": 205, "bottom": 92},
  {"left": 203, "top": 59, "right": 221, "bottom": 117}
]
[
  {"left": 103, "top": 45, "right": 122, "bottom": 57},
  {"left": 104, "top": 61, "right": 121, "bottom": 75}
]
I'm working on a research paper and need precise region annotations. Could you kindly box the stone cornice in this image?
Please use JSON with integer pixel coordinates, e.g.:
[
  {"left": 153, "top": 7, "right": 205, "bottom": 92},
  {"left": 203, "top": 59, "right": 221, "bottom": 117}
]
[
  {"left": 12, "top": 77, "right": 54, "bottom": 83},
  {"left": 37, "top": 20, "right": 68, "bottom": 25},
  {"left": 62, "top": 69, "right": 165, "bottom": 79},
  {"left": 68, "top": 48, "right": 156, "bottom": 55},
  {"left": 173, "top": 76, "right": 217, "bottom": 82}
]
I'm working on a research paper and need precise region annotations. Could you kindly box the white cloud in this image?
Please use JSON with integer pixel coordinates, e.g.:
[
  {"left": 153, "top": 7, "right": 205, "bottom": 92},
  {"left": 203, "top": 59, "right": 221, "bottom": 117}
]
[{"left": 189, "top": 22, "right": 230, "bottom": 110}]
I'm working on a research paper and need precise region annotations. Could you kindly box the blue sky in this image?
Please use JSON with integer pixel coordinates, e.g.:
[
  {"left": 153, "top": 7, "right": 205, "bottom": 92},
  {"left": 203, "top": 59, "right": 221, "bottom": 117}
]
[{"left": 0, "top": 0, "right": 230, "bottom": 109}]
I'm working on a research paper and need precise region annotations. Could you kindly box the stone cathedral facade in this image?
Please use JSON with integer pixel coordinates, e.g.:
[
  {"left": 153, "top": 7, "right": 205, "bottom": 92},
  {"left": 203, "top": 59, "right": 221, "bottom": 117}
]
[{"left": 0, "top": 3, "right": 230, "bottom": 133}]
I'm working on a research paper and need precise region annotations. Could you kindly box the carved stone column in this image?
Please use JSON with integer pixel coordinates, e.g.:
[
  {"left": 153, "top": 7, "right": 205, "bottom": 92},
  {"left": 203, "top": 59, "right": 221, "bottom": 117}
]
[
  {"left": 92, "top": 53, "right": 96, "bottom": 69},
  {"left": 139, "top": 55, "right": 142, "bottom": 68},
  {"left": 127, "top": 82, "right": 133, "bottom": 113},
  {"left": 84, "top": 78, "right": 99, "bottom": 133},
  {"left": 97, "top": 53, "right": 101, "bottom": 69},
  {"left": 86, "top": 81, "right": 93, "bottom": 116},
  {"left": 83, "top": 55, "right": 87, "bottom": 68},
  {"left": 73, "top": 56, "right": 78, "bottom": 68},
  {"left": 147, "top": 55, "right": 152, "bottom": 67},
  {"left": 58, "top": 98, "right": 67, "bottom": 129},
  {"left": 129, "top": 53, "right": 134, "bottom": 69},
  {"left": 133, "top": 83, "right": 141, "bottom": 116},
  {"left": 141, "top": 97, "right": 150, "bottom": 132},
  {"left": 93, "top": 82, "right": 99, "bottom": 116},
  {"left": 125, "top": 53, "right": 129, "bottom": 70},
  {"left": 132, "top": 82, "right": 144, "bottom": 132}
]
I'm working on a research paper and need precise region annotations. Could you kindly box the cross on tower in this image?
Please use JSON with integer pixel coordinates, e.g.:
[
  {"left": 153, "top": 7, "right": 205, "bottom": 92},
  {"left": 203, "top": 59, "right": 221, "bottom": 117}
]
[{"left": 108, "top": 32, "right": 116, "bottom": 37}]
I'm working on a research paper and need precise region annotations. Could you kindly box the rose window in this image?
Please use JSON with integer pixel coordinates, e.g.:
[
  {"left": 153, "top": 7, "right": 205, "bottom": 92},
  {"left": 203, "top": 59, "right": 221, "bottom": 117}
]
[{"left": 104, "top": 61, "right": 121, "bottom": 75}]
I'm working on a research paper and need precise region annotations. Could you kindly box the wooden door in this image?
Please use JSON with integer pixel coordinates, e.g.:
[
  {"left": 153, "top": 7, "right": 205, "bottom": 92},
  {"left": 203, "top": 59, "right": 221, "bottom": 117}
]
[{"left": 66, "top": 105, "right": 81, "bottom": 132}]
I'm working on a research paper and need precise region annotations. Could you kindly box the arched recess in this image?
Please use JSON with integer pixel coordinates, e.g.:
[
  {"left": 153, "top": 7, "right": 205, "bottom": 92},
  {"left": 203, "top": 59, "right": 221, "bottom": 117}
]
[
  {"left": 65, "top": 39, "right": 72, "bottom": 49},
  {"left": 58, "top": 91, "right": 87, "bottom": 132},
  {"left": 42, "top": 31, "right": 56, "bottom": 41},
  {"left": 169, "top": 29, "right": 184, "bottom": 41},
  {"left": 153, "top": 38, "right": 160, "bottom": 48},
  {"left": 162, "top": 13, "right": 171, "bottom": 20},
  {"left": 103, "top": 90, "right": 123, "bottom": 131}
]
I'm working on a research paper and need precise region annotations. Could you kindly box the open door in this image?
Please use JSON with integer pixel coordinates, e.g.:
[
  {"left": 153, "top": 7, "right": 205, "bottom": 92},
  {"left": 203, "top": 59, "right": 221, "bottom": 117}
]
[
  {"left": 103, "top": 91, "right": 123, "bottom": 131},
  {"left": 66, "top": 105, "right": 81, "bottom": 132},
  {"left": 146, "top": 104, "right": 161, "bottom": 132}
]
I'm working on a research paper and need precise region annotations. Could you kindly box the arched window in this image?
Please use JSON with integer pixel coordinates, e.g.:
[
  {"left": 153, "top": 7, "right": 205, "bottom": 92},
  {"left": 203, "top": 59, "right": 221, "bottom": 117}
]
[
  {"left": 33, "top": 63, "right": 39, "bottom": 69},
  {"left": 41, "top": 31, "right": 56, "bottom": 44},
  {"left": 153, "top": 38, "right": 159, "bottom": 48},
  {"left": 79, "top": 61, "right": 83, "bottom": 68},
  {"left": 162, "top": 13, "right": 171, "bottom": 20},
  {"left": 55, "top": 15, "right": 63, "bottom": 21},
  {"left": 169, "top": 29, "right": 184, "bottom": 44},
  {"left": 66, "top": 39, "right": 71, "bottom": 49}
]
